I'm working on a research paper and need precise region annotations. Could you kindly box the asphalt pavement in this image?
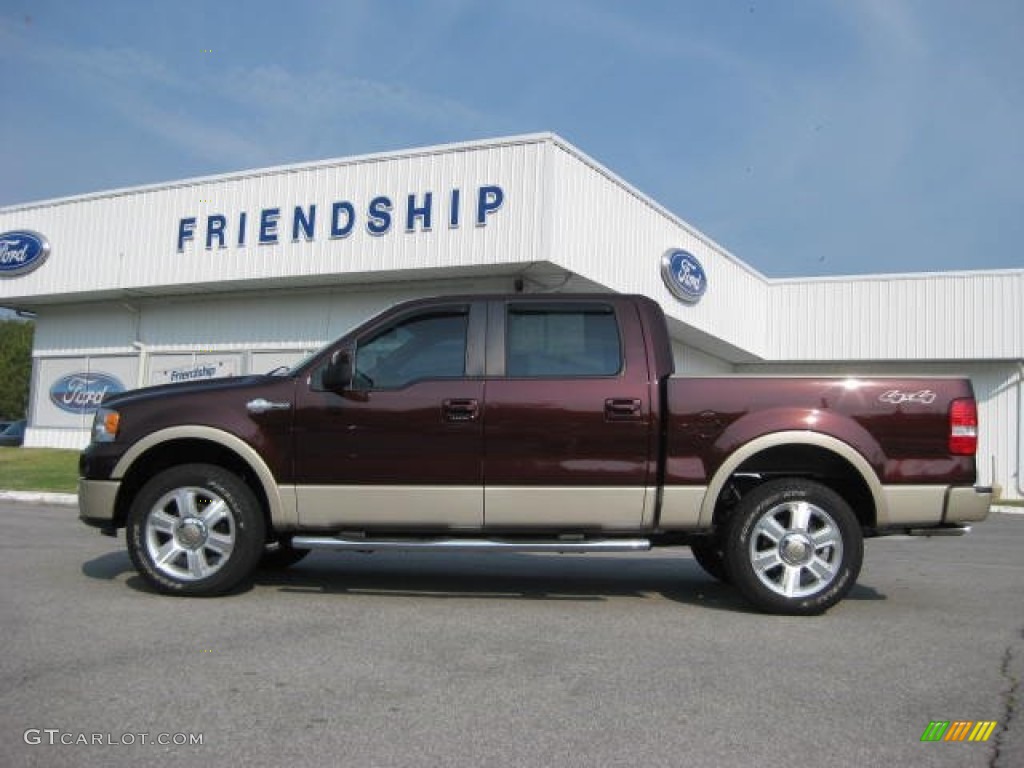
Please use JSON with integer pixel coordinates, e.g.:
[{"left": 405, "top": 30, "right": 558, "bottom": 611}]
[{"left": 1, "top": 501, "right": 1021, "bottom": 768}]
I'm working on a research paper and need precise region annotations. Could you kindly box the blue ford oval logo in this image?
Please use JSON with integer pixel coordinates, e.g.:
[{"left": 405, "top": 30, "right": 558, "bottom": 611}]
[
  {"left": 0, "top": 230, "right": 50, "bottom": 277},
  {"left": 49, "top": 372, "right": 125, "bottom": 415},
  {"left": 661, "top": 248, "right": 707, "bottom": 303}
]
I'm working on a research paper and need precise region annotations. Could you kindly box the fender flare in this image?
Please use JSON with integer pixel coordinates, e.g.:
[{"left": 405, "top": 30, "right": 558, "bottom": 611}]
[
  {"left": 112, "top": 426, "right": 294, "bottom": 528},
  {"left": 698, "top": 430, "right": 888, "bottom": 528}
]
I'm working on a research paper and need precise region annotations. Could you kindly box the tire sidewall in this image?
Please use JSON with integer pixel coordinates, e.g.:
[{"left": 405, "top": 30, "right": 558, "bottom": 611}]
[
  {"left": 725, "top": 479, "right": 864, "bottom": 615},
  {"left": 127, "top": 464, "right": 265, "bottom": 596}
]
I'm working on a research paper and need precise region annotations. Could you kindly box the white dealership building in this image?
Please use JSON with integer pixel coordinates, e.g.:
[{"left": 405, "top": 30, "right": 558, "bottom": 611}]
[{"left": 1, "top": 134, "right": 1021, "bottom": 499}]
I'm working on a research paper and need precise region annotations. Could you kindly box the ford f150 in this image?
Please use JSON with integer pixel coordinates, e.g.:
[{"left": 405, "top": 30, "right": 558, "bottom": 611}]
[{"left": 79, "top": 294, "right": 993, "bottom": 614}]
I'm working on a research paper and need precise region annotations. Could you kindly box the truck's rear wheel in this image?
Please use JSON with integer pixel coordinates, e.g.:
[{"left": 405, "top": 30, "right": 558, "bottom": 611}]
[
  {"left": 724, "top": 478, "right": 863, "bottom": 615},
  {"left": 126, "top": 464, "right": 265, "bottom": 596}
]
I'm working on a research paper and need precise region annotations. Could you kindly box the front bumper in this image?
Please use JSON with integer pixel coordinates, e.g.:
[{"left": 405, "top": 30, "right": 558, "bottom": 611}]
[
  {"left": 78, "top": 478, "right": 121, "bottom": 531},
  {"left": 943, "top": 485, "right": 994, "bottom": 524}
]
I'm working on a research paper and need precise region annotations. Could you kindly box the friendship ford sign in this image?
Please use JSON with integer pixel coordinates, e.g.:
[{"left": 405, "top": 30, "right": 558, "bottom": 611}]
[
  {"left": 49, "top": 372, "right": 125, "bottom": 415},
  {"left": 153, "top": 360, "right": 236, "bottom": 386},
  {"left": 176, "top": 185, "right": 505, "bottom": 252},
  {"left": 0, "top": 230, "right": 50, "bottom": 277},
  {"left": 661, "top": 248, "right": 708, "bottom": 304}
]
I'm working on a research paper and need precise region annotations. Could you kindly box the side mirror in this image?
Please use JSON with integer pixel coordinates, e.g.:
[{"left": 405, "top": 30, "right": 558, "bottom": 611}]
[{"left": 321, "top": 348, "right": 354, "bottom": 392}]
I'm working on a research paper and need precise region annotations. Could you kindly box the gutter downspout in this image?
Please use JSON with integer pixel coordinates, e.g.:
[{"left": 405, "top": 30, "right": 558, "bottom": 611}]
[
  {"left": 132, "top": 341, "right": 149, "bottom": 389},
  {"left": 1017, "top": 363, "right": 1024, "bottom": 497},
  {"left": 123, "top": 303, "right": 147, "bottom": 389}
]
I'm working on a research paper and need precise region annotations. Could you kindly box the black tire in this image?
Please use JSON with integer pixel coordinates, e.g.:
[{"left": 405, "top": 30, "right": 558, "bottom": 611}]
[
  {"left": 690, "top": 537, "right": 731, "bottom": 583},
  {"left": 723, "top": 478, "right": 863, "bottom": 615},
  {"left": 126, "top": 464, "right": 266, "bottom": 596},
  {"left": 259, "top": 539, "right": 310, "bottom": 570}
]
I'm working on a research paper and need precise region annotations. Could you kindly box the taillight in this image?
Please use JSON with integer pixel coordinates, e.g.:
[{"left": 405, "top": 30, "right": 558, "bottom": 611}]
[{"left": 949, "top": 398, "right": 978, "bottom": 455}]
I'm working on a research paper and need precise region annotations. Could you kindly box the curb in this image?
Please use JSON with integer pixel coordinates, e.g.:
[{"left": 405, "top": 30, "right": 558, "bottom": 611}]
[
  {"left": 992, "top": 505, "right": 1024, "bottom": 516},
  {"left": 0, "top": 490, "right": 78, "bottom": 506}
]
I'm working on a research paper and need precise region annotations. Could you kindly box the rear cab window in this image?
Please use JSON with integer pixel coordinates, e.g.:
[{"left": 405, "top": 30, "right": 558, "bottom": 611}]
[{"left": 505, "top": 303, "right": 622, "bottom": 377}]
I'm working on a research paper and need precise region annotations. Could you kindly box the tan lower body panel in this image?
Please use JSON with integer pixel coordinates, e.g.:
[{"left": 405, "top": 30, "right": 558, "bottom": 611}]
[
  {"left": 658, "top": 486, "right": 707, "bottom": 530},
  {"left": 484, "top": 486, "right": 652, "bottom": 529},
  {"left": 294, "top": 486, "right": 651, "bottom": 530},
  {"left": 295, "top": 485, "right": 482, "bottom": 528},
  {"left": 78, "top": 479, "right": 120, "bottom": 523},
  {"left": 944, "top": 486, "right": 992, "bottom": 523},
  {"left": 880, "top": 485, "right": 946, "bottom": 527}
]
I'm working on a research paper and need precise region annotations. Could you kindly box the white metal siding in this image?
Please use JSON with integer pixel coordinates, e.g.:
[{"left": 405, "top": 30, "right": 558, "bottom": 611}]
[
  {"left": 23, "top": 428, "right": 91, "bottom": 451},
  {"left": 32, "top": 277, "right": 517, "bottom": 356},
  {"left": 544, "top": 142, "right": 770, "bottom": 360},
  {"left": 1, "top": 138, "right": 548, "bottom": 303},
  {"left": 672, "top": 341, "right": 735, "bottom": 375},
  {"left": 32, "top": 304, "right": 139, "bottom": 356},
  {"left": 768, "top": 271, "right": 1023, "bottom": 361}
]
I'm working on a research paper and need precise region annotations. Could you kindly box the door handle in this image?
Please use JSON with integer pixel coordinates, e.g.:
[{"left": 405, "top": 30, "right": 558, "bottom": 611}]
[
  {"left": 247, "top": 398, "right": 292, "bottom": 415},
  {"left": 605, "top": 398, "right": 642, "bottom": 420},
  {"left": 443, "top": 398, "right": 479, "bottom": 422}
]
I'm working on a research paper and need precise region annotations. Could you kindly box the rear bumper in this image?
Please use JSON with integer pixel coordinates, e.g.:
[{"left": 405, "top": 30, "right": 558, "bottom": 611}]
[
  {"left": 880, "top": 483, "right": 992, "bottom": 532},
  {"left": 943, "top": 485, "right": 994, "bottom": 524},
  {"left": 78, "top": 478, "right": 121, "bottom": 530}
]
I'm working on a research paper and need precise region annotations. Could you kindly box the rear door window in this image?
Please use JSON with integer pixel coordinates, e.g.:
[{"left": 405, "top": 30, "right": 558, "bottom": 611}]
[{"left": 506, "top": 305, "right": 621, "bottom": 377}]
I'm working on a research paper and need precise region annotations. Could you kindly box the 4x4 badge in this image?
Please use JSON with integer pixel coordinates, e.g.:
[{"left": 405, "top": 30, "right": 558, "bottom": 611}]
[{"left": 879, "top": 389, "right": 937, "bottom": 405}]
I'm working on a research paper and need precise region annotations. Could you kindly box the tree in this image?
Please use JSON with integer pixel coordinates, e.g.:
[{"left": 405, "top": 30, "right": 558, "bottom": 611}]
[{"left": 0, "top": 319, "right": 34, "bottom": 419}]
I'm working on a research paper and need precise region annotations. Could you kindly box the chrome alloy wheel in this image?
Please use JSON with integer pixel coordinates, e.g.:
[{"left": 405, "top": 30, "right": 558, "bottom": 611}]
[
  {"left": 144, "top": 487, "right": 236, "bottom": 582},
  {"left": 748, "top": 500, "right": 844, "bottom": 599}
]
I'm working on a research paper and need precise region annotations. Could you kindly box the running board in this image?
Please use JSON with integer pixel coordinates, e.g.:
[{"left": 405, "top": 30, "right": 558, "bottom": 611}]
[
  {"left": 291, "top": 535, "right": 652, "bottom": 554},
  {"left": 905, "top": 525, "right": 971, "bottom": 537}
]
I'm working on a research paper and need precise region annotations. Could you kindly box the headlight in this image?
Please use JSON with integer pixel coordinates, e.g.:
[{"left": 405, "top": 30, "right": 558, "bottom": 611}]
[{"left": 91, "top": 407, "right": 121, "bottom": 443}]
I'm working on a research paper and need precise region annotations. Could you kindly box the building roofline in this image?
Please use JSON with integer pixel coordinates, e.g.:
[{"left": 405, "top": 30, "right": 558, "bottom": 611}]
[
  {"left": 4, "top": 133, "right": 1018, "bottom": 289},
  {"left": 769, "top": 267, "right": 1024, "bottom": 284},
  {"left": 2, "top": 131, "right": 772, "bottom": 285},
  {"left": 0, "top": 132, "right": 561, "bottom": 213},
  {"left": 545, "top": 134, "right": 768, "bottom": 283}
]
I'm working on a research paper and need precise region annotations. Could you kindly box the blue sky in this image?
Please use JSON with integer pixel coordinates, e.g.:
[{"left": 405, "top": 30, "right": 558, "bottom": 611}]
[{"left": 1, "top": 0, "right": 1021, "bottom": 277}]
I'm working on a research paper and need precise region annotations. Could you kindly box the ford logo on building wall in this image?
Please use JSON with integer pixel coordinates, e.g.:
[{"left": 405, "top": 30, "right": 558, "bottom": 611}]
[
  {"left": 0, "top": 230, "right": 50, "bottom": 277},
  {"left": 661, "top": 248, "right": 708, "bottom": 304},
  {"left": 49, "top": 372, "right": 125, "bottom": 415}
]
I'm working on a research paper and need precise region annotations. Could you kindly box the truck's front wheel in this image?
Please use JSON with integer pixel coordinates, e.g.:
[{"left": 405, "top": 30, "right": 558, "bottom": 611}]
[
  {"left": 126, "top": 464, "right": 265, "bottom": 596},
  {"left": 724, "top": 479, "right": 863, "bottom": 615}
]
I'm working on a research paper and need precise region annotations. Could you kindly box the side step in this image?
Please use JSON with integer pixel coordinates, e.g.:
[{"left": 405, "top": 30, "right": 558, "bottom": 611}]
[
  {"left": 905, "top": 525, "right": 971, "bottom": 537},
  {"left": 291, "top": 535, "right": 652, "bottom": 554}
]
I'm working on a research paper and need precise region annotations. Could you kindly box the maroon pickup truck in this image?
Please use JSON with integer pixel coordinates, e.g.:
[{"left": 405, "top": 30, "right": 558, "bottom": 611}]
[{"left": 79, "top": 294, "right": 992, "bottom": 614}]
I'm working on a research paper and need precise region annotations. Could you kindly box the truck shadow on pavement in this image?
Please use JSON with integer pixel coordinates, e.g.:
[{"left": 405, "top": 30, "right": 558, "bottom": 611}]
[
  {"left": 272, "top": 553, "right": 887, "bottom": 612},
  {"left": 82, "top": 550, "right": 885, "bottom": 613},
  {"left": 81, "top": 550, "right": 136, "bottom": 580}
]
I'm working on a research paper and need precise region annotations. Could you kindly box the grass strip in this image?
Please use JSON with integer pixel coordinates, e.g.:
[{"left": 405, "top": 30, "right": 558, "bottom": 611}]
[{"left": 0, "top": 448, "right": 79, "bottom": 494}]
